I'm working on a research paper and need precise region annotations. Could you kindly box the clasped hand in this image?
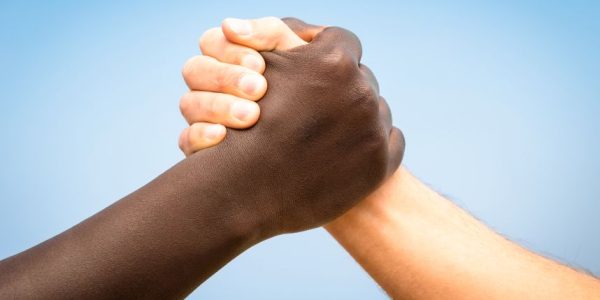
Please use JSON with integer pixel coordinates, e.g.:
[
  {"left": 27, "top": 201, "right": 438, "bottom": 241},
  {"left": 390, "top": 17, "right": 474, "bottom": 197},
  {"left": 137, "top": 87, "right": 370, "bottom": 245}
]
[{"left": 178, "top": 17, "right": 405, "bottom": 236}]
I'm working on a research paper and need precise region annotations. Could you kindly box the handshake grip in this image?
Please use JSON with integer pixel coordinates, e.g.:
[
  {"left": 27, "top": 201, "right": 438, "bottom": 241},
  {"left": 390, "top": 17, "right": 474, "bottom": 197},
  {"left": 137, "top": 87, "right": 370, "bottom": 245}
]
[
  {"left": 0, "top": 19, "right": 403, "bottom": 300},
  {"left": 184, "top": 21, "right": 405, "bottom": 238}
]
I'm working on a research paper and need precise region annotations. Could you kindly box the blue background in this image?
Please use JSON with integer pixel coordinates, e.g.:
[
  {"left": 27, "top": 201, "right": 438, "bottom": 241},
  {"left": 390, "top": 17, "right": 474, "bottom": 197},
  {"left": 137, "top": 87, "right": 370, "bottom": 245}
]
[{"left": 1, "top": 1, "right": 598, "bottom": 298}]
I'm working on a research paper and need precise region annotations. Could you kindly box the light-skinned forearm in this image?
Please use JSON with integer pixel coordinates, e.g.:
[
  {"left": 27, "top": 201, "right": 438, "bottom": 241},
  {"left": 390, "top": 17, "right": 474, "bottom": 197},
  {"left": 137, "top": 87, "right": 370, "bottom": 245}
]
[{"left": 326, "top": 167, "right": 600, "bottom": 299}]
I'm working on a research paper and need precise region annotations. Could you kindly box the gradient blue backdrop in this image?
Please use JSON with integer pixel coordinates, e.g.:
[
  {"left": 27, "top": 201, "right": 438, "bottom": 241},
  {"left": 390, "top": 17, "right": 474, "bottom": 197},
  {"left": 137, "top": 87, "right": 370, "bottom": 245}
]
[{"left": 1, "top": 1, "right": 598, "bottom": 299}]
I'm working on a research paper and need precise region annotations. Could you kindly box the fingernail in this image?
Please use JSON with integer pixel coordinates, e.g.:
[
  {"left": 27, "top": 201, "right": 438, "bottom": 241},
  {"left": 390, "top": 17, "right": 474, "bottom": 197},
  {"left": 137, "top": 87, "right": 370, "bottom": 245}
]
[
  {"left": 242, "top": 55, "right": 263, "bottom": 73},
  {"left": 205, "top": 125, "right": 225, "bottom": 140},
  {"left": 232, "top": 101, "right": 257, "bottom": 122},
  {"left": 239, "top": 73, "right": 265, "bottom": 95},
  {"left": 226, "top": 18, "right": 252, "bottom": 36}
]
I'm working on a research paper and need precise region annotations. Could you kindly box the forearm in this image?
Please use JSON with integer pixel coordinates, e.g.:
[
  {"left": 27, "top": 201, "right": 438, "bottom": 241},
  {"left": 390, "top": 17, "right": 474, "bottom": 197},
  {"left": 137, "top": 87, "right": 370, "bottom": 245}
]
[
  {"left": 0, "top": 156, "right": 261, "bottom": 299},
  {"left": 326, "top": 167, "right": 600, "bottom": 299}
]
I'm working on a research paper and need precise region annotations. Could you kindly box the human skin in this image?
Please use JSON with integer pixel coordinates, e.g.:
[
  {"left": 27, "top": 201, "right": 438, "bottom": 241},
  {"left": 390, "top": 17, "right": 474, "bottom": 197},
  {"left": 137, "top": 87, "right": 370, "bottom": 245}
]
[
  {"left": 0, "top": 24, "right": 403, "bottom": 299},
  {"left": 183, "top": 17, "right": 600, "bottom": 299},
  {"left": 328, "top": 166, "right": 600, "bottom": 299},
  {"left": 178, "top": 17, "right": 318, "bottom": 153}
]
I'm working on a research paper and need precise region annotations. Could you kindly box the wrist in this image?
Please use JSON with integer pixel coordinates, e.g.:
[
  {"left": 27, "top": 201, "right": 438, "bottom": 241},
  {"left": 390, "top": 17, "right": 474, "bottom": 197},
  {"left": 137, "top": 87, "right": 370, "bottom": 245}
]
[
  {"left": 325, "top": 166, "right": 424, "bottom": 233},
  {"left": 163, "top": 155, "right": 268, "bottom": 248}
]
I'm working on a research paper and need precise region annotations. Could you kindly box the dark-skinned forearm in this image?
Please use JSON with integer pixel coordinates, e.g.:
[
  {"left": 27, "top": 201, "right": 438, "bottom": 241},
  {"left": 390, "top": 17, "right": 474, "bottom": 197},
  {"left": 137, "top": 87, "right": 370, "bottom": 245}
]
[
  {"left": 0, "top": 152, "right": 262, "bottom": 299},
  {"left": 0, "top": 22, "right": 404, "bottom": 299}
]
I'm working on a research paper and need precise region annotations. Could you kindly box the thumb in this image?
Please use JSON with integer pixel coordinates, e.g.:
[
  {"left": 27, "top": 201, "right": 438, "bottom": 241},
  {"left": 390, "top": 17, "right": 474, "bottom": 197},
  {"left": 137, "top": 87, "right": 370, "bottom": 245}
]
[
  {"left": 222, "top": 17, "right": 307, "bottom": 51},
  {"left": 281, "top": 17, "right": 325, "bottom": 42}
]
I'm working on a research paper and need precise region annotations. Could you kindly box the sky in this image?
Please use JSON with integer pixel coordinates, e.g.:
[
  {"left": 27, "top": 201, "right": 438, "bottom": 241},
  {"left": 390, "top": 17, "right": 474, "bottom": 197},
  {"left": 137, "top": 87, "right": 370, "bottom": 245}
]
[{"left": 0, "top": 0, "right": 599, "bottom": 299}]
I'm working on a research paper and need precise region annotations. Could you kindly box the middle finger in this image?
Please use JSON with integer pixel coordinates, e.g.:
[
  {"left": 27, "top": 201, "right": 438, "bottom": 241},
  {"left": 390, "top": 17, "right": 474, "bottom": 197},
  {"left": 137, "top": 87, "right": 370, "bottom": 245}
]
[{"left": 182, "top": 55, "right": 267, "bottom": 100}]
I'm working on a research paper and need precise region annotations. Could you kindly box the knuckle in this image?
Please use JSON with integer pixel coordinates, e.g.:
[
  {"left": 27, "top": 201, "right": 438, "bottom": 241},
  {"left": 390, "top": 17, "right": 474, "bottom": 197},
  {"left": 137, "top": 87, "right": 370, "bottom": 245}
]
[
  {"left": 322, "top": 48, "right": 356, "bottom": 73},
  {"left": 367, "top": 129, "right": 390, "bottom": 173},
  {"left": 240, "top": 48, "right": 259, "bottom": 60},
  {"left": 353, "top": 81, "right": 379, "bottom": 114},
  {"left": 395, "top": 127, "right": 406, "bottom": 153},
  {"left": 254, "top": 17, "right": 286, "bottom": 47},
  {"left": 213, "top": 68, "right": 229, "bottom": 91},
  {"left": 178, "top": 130, "right": 186, "bottom": 151},
  {"left": 353, "top": 128, "right": 389, "bottom": 187},
  {"left": 218, "top": 67, "right": 242, "bottom": 91},
  {"left": 189, "top": 123, "right": 204, "bottom": 141},
  {"left": 199, "top": 27, "right": 222, "bottom": 54},
  {"left": 179, "top": 93, "right": 193, "bottom": 115},
  {"left": 181, "top": 55, "right": 203, "bottom": 79},
  {"left": 180, "top": 128, "right": 192, "bottom": 155},
  {"left": 264, "top": 16, "right": 284, "bottom": 28},
  {"left": 357, "top": 80, "right": 377, "bottom": 99},
  {"left": 352, "top": 93, "right": 389, "bottom": 176},
  {"left": 196, "top": 94, "right": 217, "bottom": 120},
  {"left": 205, "top": 95, "right": 219, "bottom": 119},
  {"left": 280, "top": 17, "right": 296, "bottom": 25}
]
